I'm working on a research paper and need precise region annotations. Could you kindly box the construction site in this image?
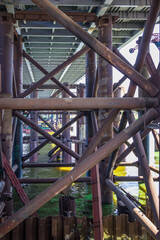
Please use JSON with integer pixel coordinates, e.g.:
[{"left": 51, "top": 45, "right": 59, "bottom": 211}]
[{"left": 0, "top": 0, "right": 160, "bottom": 239}]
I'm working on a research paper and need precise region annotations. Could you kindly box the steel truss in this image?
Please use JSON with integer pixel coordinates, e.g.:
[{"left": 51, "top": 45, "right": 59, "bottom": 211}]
[{"left": 0, "top": 0, "right": 160, "bottom": 239}]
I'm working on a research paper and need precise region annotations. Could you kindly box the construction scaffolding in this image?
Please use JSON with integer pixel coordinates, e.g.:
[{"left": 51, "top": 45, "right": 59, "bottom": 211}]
[{"left": 0, "top": 0, "right": 160, "bottom": 239}]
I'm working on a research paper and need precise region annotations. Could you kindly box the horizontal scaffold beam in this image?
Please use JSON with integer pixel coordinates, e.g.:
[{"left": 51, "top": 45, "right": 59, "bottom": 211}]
[
  {"left": 18, "top": 177, "right": 91, "bottom": 184},
  {"left": 0, "top": 97, "right": 158, "bottom": 110}
]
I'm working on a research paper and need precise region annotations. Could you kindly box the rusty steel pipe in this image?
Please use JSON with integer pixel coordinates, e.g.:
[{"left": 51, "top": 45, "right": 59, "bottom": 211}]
[
  {"left": 78, "top": 109, "right": 119, "bottom": 163},
  {"left": 30, "top": 0, "right": 159, "bottom": 97},
  {"left": 48, "top": 149, "right": 62, "bottom": 163},
  {"left": 22, "top": 112, "right": 84, "bottom": 161},
  {"left": 152, "top": 129, "right": 160, "bottom": 151},
  {"left": 0, "top": 97, "right": 158, "bottom": 110},
  {"left": 18, "top": 177, "right": 91, "bottom": 184},
  {"left": 118, "top": 161, "right": 139, "bottom": 167},
  {"left": 14, "top": 111, "right": 80, "bottom": 160},
  {"left": 107, "top": 0, "right": 160, "bottom": 172},
  {"left": 127, "top": 112, "right": 160, "bottom": 228},
  {"left": 145, "top": 53, "right": 157, "bottom": 75},
  {"left": 48, "top": 145, "right": 59, "bottom": 157},
  {"left": 23, "top": 84, "right": 81, "bottom": 90},
  {"left": 106, "top": 111, "right": 128, "bottom": 179},
  {"left": 0, "top": 108, "right": 158, "bottom": 237},
  {"left": 62, "top": 83, "right": 71, "bottom": 163},
  {"left": 38, "top": 115, "right": 57, "bottom": 132},
  {"left": 19, "top": 46, "right": 89, "bottom": 98},
  {"left": 0, "top": 13, "right": 14, "bottom": 216},
  {"left": 86, "top": 49, "right": 103, "bottom": 240},
  {"left": 106, "top": 179, "right": 160, "bottom": 239},
  {"left": 97, "top": 16, "right": 113, "bottom": 204},
  {"left": 113, "top": 47, "right": 132, "bottom": 92},
  {"left": 23, "top": 163, "right": 75, "bottom": 168},
  {"left": 113, "top": 176, "right": 160, "bottom": 182},
  {"left": 23, "top": 51, "right": 78, "bottom": 98},
  {"left": 115, "top": 127, "right": 151, "bottom": 167},
  {"left": 127, "top": 0, "right": 160, "bottom": 97}
]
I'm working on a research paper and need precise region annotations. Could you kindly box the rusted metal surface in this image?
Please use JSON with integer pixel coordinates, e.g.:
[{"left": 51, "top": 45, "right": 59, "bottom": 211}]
[
  {"left": 111, "top": 0, "right": 160, "bottom": 183},
  {"left": 48, "top": 145, "right": 59, "bottom": 157},
  {"left": 2, "top": 153, "right": 38, "bottom": 217},
  {"left": 23, "top": 84, "right": 84, "bottom": 90},
  {"left": 62, "top": 83, "right": 71, "bottom": 163},
  {"left": 14, "top": 111, "right": 80, "bottom": 160},
  {"left": 152, "top": 129, "right": 160, "bottom": 151},
  {"left": 97, "top": 15, "right": 113, "bottom": 205},
  {"left": 30, "top": 0, "right": 159, "bottom": 97},
  {"left": 145, "top": 52, "right": 157, "bottom": 75},
  {"left": 106, "top": 179, "right": 160, "bottom": 240},
  {"left": 90, "top": 113, "right": 103, "bottom": 240},
  {"left": 0, "top": 1, "right": 159, "bottom": 238},
  {"left": 23, "top": 163, "right": 75, "bottom": 168},
  {"left": 38, "top": 115, "right": 57, "bottom": 132},
  {"left": 106, "top": 111, "right": 128, "bottom": 179},
  {"left": 0, "top": 97, "right": 158, "bottom": 110},
  {"left": 127, "top": 112, "right": 160, "bottom": 228},
  {"left": 115, "top": 127, "right": 151, "bottom": 167},
  {"left": 114, "top": 176, "right": 160, "bottom": 182},
  {"left": 19, "top": 177, "right": 91, "bottom": 184},
  {"left": 20, "top": 46, "right": 89, "bottom": 98},
  {"left": 138, "top": 58, "right": 150, "bottom": 169},
  {"left": 127, "top": 0, "right": 160, "bottom": 97},
  {"left": 15, "top": 11, "right": 98, "bottom": 23},
  {"left": 30, "top": 91, "right": 38, "bottom": 163},
  {"left": 22, "top": 112, "right": 84, "bottom": 161},
  {"left": 76, "top": 84, "right": 85, "bottom": 155},
  {"left": 0, "top": 13, "right": 14, "bottom": 216},
  {"left": 12, "top": 35, "right": 23, "bottom": 177},
  {"left": 86, "top": 49, "right": 103, "bottom": 240},
  {"left": 113, "top": 48, "right": 132, "bottom": 92},
  {"left": 48, "top": 149, "right": 62, "bottom": 163},
  {"left": 23, "top": 51, "right": 77, "bottom": 98},
  {"left": 0, "top": 108, "right": 157, "bottom": 237}
]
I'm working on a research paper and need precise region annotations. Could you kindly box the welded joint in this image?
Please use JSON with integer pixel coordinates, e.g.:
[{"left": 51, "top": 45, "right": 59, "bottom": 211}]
[{"left": 96, "top": 14, "right": 118, "bottom": 27}]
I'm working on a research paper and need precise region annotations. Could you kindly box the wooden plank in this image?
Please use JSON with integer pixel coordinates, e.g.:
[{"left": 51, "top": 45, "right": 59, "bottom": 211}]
[
  {"left": 38, "top": 217, "right": 51, "bottom": 240},
  {"left": 52, "top": 216, "right": 63, "bottom": 240},
  {"left": 115, "top": 215, "right": 121, "bottom": 238},
  {"left": 120, "top": 214, "right": 129, "bottom": 237},
  {"left": 64, "top": 217, "right": 75, "bottom": 239},
  {"left": 12, "top": 222, "right": 24, "bottom": 240},
  {"left": 80, "top": 216, "right": 91, "bottom": 239},
  {"left": 128, "top": 219, "right": 143, "bottom": 239},
  {"left": 103, "top": 215, "right": 115, "bottom": 238},
  {"left": 25, "top": 217, "right": 37, "bottom": 240},
  {"left": 0, "top": 218, "right": 11, "bottom": 240}
]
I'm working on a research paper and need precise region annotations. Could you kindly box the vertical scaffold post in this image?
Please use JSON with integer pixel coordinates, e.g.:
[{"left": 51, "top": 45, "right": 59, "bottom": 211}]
[
  {"left": 86, "top": 49, "right": 104, "bottom": 240},
  {"left": 62, "top": 83, "right": 71, "bottom": 163},
  {"left": 12, "top": 35, "right": 23, "bottom": 178},
  {"left": 30, "top": 90, "right": 38, "bottom": 162},
  {"left": 97, "top": 15, "right": 113, "bottom": 204},
  {"left": 77, "top": 84, "right": 85, "bottom": 155},
  {"left": 0, "top": 13, "right": 14, "bottom": 216}
]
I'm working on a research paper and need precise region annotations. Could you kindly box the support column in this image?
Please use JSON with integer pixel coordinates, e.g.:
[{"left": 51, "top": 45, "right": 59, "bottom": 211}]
[
  {"left": 62, "top": 83, "right": 71, "bottom": 163},
  {"left": 97, "top": 15, "right": 113, "bottom": 204},
  {"left": 30, "top": 90, "right": 38, "bottom": 162},
  {"left": 137, "top": 37, "right": 150, "bottom": 174},
  {"left": 0, "top": 13, "right": 14, "bottom": 216},
  {"left": 86, "top": 50, "right": 103, "bottom": 240},
  {"left": 77, "top": 84, "right": 85, "bottom": 155},
  {"left": 12, "top": 35, "right": 23, "bottom": 178}
]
